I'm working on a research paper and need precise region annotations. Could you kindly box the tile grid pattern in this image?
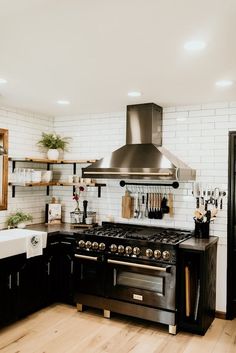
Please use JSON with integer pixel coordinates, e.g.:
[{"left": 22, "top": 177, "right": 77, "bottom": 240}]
[{"left": 0, "top": 106, "right": 54, "bottom": 228}]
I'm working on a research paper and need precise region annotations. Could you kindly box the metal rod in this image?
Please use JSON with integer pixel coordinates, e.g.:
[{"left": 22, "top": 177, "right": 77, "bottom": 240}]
[
  {"left": 74, "top": 254, "right": 98, "bottom": 261},
  {"left": 107, "top": 259, "right": 171, "bottom": 272},
  {"left": 119, "top": 180, "right": 179, "bottom": 189}
]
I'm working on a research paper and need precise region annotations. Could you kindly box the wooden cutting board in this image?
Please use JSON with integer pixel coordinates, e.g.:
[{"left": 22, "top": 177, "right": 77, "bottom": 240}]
[{"left": 122, "top": 191, "right": 134, "bottom": 219}]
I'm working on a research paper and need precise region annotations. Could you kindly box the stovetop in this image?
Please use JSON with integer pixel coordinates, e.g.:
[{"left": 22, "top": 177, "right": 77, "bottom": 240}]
[
  {"left": 83, "top": 223, "right": 192, "bottom": 245},
  {"left": 76, "top": 223, "right": 193, "bottom": 264}
]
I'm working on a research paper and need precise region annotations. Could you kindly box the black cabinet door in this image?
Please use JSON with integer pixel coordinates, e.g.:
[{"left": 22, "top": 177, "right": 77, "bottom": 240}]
[
  {"left": 17, "top": 256, "right": 46, "bottom": 318},
  {"left": 0, "top": 256, "right": 21, "bottom": 326},
  {"left": 59, "top": 251, "right": 74, "bottom": 304},
  {"left": 44, "top": 249, "right": 60, "bottom": 304}
]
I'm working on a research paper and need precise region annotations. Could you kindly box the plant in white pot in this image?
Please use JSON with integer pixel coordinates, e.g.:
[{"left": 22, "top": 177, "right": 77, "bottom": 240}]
[
  {"left": 6, "top": 211, "right": 33, "bottom": 229},
  {"left": 37, "top": 133, "right": 70, "bottom": 160}
]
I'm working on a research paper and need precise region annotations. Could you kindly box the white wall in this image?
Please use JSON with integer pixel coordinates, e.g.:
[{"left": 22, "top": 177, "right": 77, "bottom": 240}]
[
  {"left": 54, "top": 101, "right": 236, "bottom": 313},
  {"left": 0, "top": 105, "right": 54, "bottom": 229}
]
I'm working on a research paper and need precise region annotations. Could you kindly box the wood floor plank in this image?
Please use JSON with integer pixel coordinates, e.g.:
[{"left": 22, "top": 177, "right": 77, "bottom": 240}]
[{"left": 0, "top": 305, "right": 235, "bottom": 353}]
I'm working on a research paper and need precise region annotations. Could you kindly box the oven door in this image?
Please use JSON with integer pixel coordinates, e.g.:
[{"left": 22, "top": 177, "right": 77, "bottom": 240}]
[
  {"left": 74, "top": 253, "right": 106, "bottom": 296},
  {"left": 106, "top": 259, "right": 176, "bottom": 311}
]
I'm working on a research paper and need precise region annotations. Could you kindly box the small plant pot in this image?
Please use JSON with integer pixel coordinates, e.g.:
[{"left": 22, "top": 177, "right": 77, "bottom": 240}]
[
  {"left": 17, "top": 222, "right": 26, "bottom": 229},
  {"left": 194, "top": 221, "right": 210, "bottom": 239},
  {"left": 47, "top": 149, "right": 59, "bottom": 160}
]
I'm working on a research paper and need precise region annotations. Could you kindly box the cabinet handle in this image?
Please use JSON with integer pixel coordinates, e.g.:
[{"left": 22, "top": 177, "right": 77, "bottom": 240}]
[
  {"left": 47, "top": 262, "right": 50, "bottom": 275},
  {"left": 61, "top": 241, "right": 72, "bottom": 245},
  {"left": 71, "top": 260, "right": 74, "bottom": 274},
  {"left": 113, "top": 269, "right": 117, "bottom": 286},
  {"left": 16, "top": 272, "right": 20, "bottom": 287},
  {"left": 8, "top": 274, "right": 12, "bottom": 289}
]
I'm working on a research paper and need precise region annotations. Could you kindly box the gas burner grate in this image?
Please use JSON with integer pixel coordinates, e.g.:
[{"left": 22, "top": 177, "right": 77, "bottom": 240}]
[{"left": 82, "top": 225, "right": 192, "bottom": 245}]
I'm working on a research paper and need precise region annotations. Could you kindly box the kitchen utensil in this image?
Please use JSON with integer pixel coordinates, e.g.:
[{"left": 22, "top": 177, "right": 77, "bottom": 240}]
[
  {"left": 121, "top": 190, "right": 134, "bottom": 219},
  {"left": 140, "top": 194, "right": 145, "bottom": 219},
  {"left": 148, "top": 193, "right": 154, "bottom": 219},
  {"left": 153, "top": 193, "right": 158, "bottom": 219},
  {"left": 134, "top": 193, "right": 139, "bottom": 218},
  {"left": 157, "top": 193, "right": 163, "bottom": 219},
  {"left": 169, "top": 193, "right": 174, "bottom": 217},
  {"left": 145, "top": 193, "right": 149, "bottom": 218},
  {"left": 161, "top": 193, "right": 169, "bottom": 214},
  {"left": 83, "top": 200, "right": 88, "bottom": 223}
]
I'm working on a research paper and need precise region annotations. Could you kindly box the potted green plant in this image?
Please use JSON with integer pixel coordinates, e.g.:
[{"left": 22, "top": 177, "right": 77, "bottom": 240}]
[
  {"left": 6, "top": 211, "right": 33, "bottom": 229},
  {"left": 37, "top": 132, "right": 70, "bottom": 160}
]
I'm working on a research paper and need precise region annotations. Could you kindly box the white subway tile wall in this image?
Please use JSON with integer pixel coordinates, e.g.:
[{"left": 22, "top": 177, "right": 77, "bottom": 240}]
[{"left": 0, "top": 106, "right": 54, "bottom": 229}]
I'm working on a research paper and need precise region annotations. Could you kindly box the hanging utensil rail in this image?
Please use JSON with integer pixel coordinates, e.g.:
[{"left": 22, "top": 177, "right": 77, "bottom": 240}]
[{"left": 119, "top": 180, "right": 179, "bottom": 189}]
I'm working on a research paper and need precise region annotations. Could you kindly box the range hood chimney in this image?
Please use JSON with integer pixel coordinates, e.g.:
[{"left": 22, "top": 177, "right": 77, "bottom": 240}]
[{"left": 82, "top": 103, "right": 196, "bottom": 181}]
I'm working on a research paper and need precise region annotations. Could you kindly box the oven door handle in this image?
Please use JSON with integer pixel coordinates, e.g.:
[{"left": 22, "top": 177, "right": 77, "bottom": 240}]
[
  {"left": 75, "top": 254, "right": 98, "bottom": 261},
  {"left": 107, "top": 259, "right": 171, "bottom": 272}
]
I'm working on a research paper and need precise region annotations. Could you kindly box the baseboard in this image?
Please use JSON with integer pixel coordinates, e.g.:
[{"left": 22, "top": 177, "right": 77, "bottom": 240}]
[{"left": 215, "top": 311, "right": 226, "bottom": 320}]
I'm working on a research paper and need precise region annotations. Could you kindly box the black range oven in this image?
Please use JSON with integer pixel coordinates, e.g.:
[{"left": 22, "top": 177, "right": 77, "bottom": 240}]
[{"left": 74, "top": 223, "right": 192, "bottom": 334}]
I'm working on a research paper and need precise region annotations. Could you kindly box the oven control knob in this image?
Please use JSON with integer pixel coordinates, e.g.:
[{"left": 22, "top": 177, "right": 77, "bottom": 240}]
[
  {"left": 92, "top": 242, "right": 99, "bottom": 250},
  {"left": 110, "top": 244, "right": 117, "bottom": 252},
  {"left": 154, "top": 249, "right": 161, "bottom": 259},
  {"left": 85, "top": 241, "right": 92, "bottom": 249},
  {"left": 146, "top": 249, "right": 153, "bottom": 258},
  {"left": 125, "top": 246, "right": 133, "bottom": 255},
  {"left": 99, "top": 242, "right": 106, "bottom": 251},
  {"left": 133, "top": 247, "right": 141, "bottom": 256},
  {"left": 118, "top": 245, "right": 125, "bottom": 254},
  {"left": 162, "top": 250, "right": 170, "bottom": 260},
  {"left": 78, "top": 240, "right": 85, "bottom": 248}
]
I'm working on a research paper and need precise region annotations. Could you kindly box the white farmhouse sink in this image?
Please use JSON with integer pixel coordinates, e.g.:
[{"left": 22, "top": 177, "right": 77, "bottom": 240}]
[{"left": 0, "top": 229, "right": 47, "bottom": 259}]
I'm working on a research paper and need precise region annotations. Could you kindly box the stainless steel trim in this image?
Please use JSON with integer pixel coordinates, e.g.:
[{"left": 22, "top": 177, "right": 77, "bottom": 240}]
[
  {"left": 77, "top": 303, "right": 84, "bottom": 312},
  {"left": 47, "top": 262, "right": 50, "bottom": 275},
  {"left": 49, "top": 241, "right": 60, "bottom": 245},
  {"left": 8, "top": 274, "right": 12, "bottom": 289},
  {"left": 113, "top": 268, "right": 117, "bottom": 286},
  {"left": 107, "top": 259, "right": 170, "bottom": 272},
  {"left": 169, "top": 325, "right": 177, "bottom": 335},
  {"left": 61, "top": 241, "right": 72, "bottom": 245},
  {"left": 104, "top": 310, "right": 111, "bottom": 319},
  {"left": 75, "top": 254, "right": 98, "bottom": 261},
  {"left": 70, "top": 260, "right": 74, "bottom": 274},
  {"left": 16, "top": 271, "right": 20, "bottom": 287},
  {"left": 83, "top": 171, "right": 173, "bottom": 176}
]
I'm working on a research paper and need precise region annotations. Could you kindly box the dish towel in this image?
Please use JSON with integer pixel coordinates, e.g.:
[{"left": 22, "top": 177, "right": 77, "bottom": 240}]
[{"left": 26, "top": 233, "right": 43, "bottom": 258}]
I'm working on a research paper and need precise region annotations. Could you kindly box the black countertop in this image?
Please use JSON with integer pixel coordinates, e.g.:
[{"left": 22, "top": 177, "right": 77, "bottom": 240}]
[
  {"left": 26, "top": 223, "right": 86, "bottom": 236},
  {"left": 179, "top": 236, "right": 218, "bottom": 251}
]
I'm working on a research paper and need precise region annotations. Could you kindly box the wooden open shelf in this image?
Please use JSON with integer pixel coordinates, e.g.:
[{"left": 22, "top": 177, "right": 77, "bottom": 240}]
[
  {"left": 8, "top": 157, "right": 97, "bottom": 164},
  {"left": 8, "top": 157, "right": 106, "bottom": 198},
  {"left": 9, "top": 182, "right": 97, "bottom": 187}
]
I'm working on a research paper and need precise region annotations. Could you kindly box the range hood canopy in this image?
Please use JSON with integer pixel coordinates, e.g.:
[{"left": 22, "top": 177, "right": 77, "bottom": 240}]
[{"left": 82, "top": 103, "right": 196, "bottom": 181}]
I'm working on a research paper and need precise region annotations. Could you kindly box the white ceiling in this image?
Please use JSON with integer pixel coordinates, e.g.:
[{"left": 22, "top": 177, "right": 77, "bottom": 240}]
[{"left": 0, "top": 0, "right": 235, "bottom": 116}]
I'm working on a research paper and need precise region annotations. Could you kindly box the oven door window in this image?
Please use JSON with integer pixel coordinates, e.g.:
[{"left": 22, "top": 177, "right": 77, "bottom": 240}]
[{"left": 116, "top": 270, "right": 164, "bottom": 295}]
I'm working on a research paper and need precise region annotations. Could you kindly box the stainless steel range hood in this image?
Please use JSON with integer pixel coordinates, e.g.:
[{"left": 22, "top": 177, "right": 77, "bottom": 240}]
[{"left": 82, "top": 103, "right": 196, "bottom": 181}]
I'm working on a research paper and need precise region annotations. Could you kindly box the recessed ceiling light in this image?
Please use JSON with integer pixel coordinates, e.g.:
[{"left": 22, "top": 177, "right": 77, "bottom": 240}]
[
  {"left": 215, "top": 80, "right": 234, "bottom": 87},
  {"left": 57, "top": 100, "right": 70, "bottom": 105},
  {"left": 128, "top": 91, "right": 142, "bottom": 97},
  {"left": 0, "top": 78, "right": 7, "bottom": 84},
  {"left": 184, "top": 41, "right": 206, "bottom": 51}
]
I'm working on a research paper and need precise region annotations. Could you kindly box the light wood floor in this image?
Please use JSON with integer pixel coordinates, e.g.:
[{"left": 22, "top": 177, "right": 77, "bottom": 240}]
[{"left": 0, "top": 304, "right": 235, "bottom": 353}]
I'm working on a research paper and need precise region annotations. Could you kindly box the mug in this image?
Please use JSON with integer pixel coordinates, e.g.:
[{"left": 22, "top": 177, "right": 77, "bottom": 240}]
[{"left": 85, "top": 216, "right": 93, "bottom": 225}]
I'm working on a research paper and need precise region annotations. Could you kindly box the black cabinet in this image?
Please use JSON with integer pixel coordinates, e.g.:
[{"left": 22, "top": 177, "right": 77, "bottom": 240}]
[
  {"left": 17, "top": 255, "right": 46, "bottom": 318},
  {"left": 0, "top": 256, "right": 18, "bottom": 325},
  {"left": 43, "top": 235, "right": 61, "bottom": 304},
  {"left": 0, "top": 253, "right": 46, "bottom": 326},
  {"left": 178, "top": 237, "right": 218, "bottom": 335},
  {"left": 44, "top": 234, "right": 76, "bottom": 305}
]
